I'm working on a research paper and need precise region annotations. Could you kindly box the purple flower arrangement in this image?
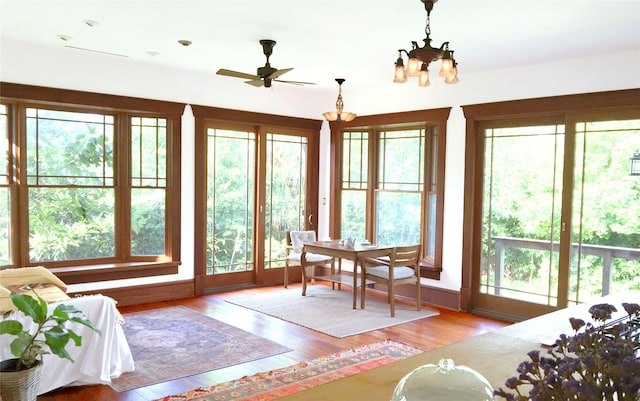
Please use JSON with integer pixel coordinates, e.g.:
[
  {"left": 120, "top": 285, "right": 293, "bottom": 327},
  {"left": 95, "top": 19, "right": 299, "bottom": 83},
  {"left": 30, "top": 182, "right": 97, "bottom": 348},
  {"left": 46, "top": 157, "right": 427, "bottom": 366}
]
[{"left": 495, "top": 302, "right": 640, "bottom": 401}]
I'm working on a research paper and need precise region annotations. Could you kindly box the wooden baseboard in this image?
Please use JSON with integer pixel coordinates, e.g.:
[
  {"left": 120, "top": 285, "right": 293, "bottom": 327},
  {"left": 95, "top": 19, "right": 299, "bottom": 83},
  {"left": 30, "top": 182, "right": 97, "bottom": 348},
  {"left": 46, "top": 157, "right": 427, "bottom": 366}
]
[
  {"left": 70, "top": 280, "right": 195, "bottom": 307},
  {"left": 381, "top": 283, "right": 461, "bottom": 311},
  {"left": 67, "top": 278, "right": 462, "bottom": 310}
]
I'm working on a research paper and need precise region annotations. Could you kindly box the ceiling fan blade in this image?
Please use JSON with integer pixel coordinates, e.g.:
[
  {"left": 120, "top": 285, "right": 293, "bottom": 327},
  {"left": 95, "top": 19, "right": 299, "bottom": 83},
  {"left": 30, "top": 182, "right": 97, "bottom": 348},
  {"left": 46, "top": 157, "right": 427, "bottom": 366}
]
[
  {"left": 216, "top": 68, "right": 259, "bottom": 80},
  {"left": 274, "top": 79, "right": 317, "bottom": 86},
  {"left": 268, "top": 68, "right": 293, "bottom": 80},
  {"left": 244, "top": 79, "right": 265, "bottom": 87}
]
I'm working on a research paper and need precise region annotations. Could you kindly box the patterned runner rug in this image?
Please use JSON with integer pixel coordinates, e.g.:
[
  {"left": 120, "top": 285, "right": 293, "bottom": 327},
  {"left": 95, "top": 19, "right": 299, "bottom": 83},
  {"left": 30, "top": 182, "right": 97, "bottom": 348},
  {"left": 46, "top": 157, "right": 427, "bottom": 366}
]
[
  {"left": 110, "top": 306, "right": 292, "bottom": 392},
  {"left": 155, "top": 339, "right": 422, "bottom": 401}
]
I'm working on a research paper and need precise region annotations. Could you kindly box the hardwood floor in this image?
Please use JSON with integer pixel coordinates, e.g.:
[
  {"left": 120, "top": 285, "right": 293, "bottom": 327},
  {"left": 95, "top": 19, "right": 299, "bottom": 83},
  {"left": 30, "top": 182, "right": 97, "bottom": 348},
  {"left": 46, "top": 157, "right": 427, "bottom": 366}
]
[{"left": 37, "top": 283, "right": 509, "bottom": 401}]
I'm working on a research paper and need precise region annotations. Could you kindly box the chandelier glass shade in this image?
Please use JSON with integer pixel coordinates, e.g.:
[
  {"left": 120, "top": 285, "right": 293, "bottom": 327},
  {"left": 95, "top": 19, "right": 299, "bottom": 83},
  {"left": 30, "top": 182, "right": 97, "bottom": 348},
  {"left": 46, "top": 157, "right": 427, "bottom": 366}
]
[
  {"left": 394, "top": 0, "right": 458, "bottom": 87},
  {"left": 323, "top": 78, "right": 356, "bottom": 122}
]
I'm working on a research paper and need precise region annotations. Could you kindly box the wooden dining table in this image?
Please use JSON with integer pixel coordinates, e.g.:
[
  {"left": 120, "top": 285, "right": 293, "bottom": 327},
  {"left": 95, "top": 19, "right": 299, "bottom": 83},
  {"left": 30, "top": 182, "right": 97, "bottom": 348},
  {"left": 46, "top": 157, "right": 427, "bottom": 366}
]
[{"left": 301, "top": 240, "right": 393, "bottom": 309}]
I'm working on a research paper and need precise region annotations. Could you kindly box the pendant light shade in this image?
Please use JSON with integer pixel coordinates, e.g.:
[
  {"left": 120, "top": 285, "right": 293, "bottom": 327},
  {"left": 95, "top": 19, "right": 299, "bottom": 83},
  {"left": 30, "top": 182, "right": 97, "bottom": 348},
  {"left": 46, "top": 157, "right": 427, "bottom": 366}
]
[{"left": 323, "top": 78, "right": 356, "bottom": 122}]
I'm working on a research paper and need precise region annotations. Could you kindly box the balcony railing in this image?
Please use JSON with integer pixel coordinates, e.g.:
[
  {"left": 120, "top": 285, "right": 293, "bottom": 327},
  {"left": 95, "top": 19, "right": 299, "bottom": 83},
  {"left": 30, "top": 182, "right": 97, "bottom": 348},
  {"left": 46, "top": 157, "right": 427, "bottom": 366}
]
[{"left": 491, "top": 236, "right": 640, "bottom": 296}]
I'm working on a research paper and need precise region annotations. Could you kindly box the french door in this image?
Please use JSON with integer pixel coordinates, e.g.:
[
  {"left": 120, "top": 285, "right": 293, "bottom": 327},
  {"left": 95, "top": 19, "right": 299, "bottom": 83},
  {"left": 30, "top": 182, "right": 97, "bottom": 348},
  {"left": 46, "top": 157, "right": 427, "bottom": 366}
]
[
  {"left": 201, "top": 123, "right": 318, "bottom": 290},
  {"left": 473, "top": 112, "right": 640, "bottom": 319}
]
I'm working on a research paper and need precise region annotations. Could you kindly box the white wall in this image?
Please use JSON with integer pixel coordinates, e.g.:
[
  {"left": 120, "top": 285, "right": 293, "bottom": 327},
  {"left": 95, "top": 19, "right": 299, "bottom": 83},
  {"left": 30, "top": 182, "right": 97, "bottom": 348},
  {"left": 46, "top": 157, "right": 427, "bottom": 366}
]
[{"left": 2, "top": 39, "right": 639, "bottom": 293}]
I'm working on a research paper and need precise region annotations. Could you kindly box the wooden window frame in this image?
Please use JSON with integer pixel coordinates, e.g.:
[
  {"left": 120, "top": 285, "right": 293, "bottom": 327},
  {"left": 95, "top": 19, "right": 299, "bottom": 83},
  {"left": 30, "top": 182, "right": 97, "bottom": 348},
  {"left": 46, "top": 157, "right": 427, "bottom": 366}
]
[
  {"left": 328, "top": 108, "right": 451, "bottom": 279},
  {"left": 190, "top": 105, "right": 323, "bottom": 294},
  {"left": 460, "top": 88, "right": 640, "bottom": 313},
  {"left": 0, "top": 82, "right": 185, "bottom": 283}
]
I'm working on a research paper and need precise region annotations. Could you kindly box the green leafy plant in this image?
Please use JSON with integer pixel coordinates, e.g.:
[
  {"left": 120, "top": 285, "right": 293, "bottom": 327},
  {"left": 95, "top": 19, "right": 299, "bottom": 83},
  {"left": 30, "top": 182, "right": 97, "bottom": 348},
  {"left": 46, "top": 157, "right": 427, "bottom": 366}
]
[
  {"left": 495, "top": 302, "right": 640, "bottom": 401},
  {"left": 0, "top": 292, "right": 101, "bottom": 371}
]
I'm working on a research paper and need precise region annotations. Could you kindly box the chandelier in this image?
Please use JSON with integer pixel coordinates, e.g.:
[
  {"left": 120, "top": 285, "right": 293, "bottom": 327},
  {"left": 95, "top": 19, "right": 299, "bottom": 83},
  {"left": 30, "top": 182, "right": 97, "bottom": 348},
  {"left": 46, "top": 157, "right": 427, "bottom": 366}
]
[
  {"left": 393, "top": 0, "right": 458, "bottom": 87},
  {"left": 323, "top": 78, "right": 356, "bottom": 122}
]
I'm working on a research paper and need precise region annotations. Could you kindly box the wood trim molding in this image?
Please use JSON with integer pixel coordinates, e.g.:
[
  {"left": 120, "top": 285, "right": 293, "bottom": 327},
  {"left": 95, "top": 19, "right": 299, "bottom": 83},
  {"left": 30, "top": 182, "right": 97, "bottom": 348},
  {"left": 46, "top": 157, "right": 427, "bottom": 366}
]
[
  {"left": 190, "top": 104, "right": 322, "bottom": 131},
  {"left": 0, "top": 82, "right": 187, "bottom": 115},
  {"left": 461, "top": 88, "right": 640, "bottom": 120},
  {"left": 69, "top": 276, "right": 463, "bottom": 311}
]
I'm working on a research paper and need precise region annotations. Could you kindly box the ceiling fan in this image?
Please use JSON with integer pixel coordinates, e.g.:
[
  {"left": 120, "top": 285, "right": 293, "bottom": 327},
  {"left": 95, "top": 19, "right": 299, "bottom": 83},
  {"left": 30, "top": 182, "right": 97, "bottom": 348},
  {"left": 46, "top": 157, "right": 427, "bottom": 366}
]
[{"left": 216, "top": 39, "right": 315, "bottom": 88}]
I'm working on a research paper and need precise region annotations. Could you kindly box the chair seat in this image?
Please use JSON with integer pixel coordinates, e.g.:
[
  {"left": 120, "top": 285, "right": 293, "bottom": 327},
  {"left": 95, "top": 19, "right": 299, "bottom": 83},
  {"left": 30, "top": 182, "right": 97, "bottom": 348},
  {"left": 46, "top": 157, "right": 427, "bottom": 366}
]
[
  {"left": 287, "top": 252, "right": 332, "bottom": 263},
  {"left": 367, "top": 265, "right": 415, "bottom": 280}
]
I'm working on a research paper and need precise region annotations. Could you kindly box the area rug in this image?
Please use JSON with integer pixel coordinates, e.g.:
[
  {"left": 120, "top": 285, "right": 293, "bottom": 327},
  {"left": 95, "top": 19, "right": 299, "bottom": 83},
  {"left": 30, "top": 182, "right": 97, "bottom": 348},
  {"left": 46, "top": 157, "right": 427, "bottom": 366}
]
[
  {"left": 155, "top": 339, "right": 422, "bottom": 401},
  {"left": 110, "top": 306, "right": 292, "bottom": 392},
  {"left": 226, "top": 285, "right": 439, "bottom": 338}
]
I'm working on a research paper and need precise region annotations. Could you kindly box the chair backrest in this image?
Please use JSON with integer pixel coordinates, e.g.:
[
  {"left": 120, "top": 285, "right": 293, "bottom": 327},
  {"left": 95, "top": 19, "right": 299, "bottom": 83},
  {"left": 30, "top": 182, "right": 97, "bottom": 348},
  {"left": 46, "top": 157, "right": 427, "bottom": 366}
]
[
  {"left": 287, "top": 230, "right": 317, "bottom": 253},
  {"left": 391, "top": 244, "right": 421, "bottom": 269}
]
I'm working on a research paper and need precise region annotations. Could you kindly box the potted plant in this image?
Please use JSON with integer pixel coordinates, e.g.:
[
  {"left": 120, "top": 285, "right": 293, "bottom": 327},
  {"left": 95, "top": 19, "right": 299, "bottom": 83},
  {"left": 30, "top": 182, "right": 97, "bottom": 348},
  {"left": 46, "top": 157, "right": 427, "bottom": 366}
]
[
  {"left": 0, "top": 291, "right": 101, "bottom": 401},
  {"left": 494, "top": 302, "right": 640, "bottom": 401}
]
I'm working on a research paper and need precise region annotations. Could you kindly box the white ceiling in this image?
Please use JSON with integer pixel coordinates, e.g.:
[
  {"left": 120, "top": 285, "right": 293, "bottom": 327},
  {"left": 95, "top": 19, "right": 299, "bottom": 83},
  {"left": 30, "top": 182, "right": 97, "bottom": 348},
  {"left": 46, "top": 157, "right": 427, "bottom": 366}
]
[{"left": 1, "top": 0, "right": 639, "bottom": 94}]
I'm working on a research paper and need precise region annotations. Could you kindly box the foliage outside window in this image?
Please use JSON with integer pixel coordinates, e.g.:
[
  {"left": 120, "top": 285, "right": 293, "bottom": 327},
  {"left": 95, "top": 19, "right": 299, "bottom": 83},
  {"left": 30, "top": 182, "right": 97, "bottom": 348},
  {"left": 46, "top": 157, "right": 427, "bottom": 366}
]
[
  {"left": 26, "top": 108, "right": 117, "bottom": 262},
  {"left": 341, "top": 131, "right": 368, "bottom": 240},
  {"left": 130, "top": 117, "right": 167, "bottom": 256},
  {"left": 206, "top": 128, "right": 256, "bottom": 274},
  {"left": 205, "top": 128, "right": 312, "bottom": 275},
  {"left": 263, "top": 133, "right": 309, "bottom": 270},
  {"left": 376, "top": 129, "right": 425, "bottom": 247},
  {"left": 479, "top": 119, "right": 640, "bottom": 307},
  {"left": 0, "top": 83, "right": 182, "bottom": 276},
  {"left": 337, "top": 117, "right": 444, "bottom": 268},
  {"left": 0, "top": 104, "right": 10, "bottom": 265}
]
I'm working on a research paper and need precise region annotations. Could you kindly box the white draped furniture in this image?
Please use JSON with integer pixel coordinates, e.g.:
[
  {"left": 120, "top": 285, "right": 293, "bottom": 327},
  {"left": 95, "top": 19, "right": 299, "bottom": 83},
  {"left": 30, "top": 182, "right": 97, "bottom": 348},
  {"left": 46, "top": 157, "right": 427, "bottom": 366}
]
[
  {"left": 0, "top": 267, "right": 134, "bottom": 395},
  {"left": 1, "top": 294, "right": 135, "bottom": 395}
]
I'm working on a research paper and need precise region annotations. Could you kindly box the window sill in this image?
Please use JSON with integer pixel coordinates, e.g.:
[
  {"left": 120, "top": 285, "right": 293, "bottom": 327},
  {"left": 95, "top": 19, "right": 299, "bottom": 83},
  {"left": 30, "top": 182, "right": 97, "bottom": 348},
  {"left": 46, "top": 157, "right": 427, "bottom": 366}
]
[
  {"left": 49, "top": 261, "right": 180, "bottom": 285},
  {"left": 419, "top": 261, "right": 442, "bottom": 280}
]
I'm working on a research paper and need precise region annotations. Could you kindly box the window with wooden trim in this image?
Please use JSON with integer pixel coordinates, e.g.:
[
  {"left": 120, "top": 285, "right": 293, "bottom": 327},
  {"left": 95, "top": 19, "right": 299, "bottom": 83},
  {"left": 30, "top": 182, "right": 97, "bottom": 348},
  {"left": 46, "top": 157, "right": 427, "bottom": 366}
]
[
  {"left": 341, "top": 127, "right": 435, "bottom": 256},
  {"left": 331, "top": 108, "right": 450, "bottom": 274},
  {"left": 0, "top": 83, "right": 183, "bottom": 282},
  {"left": 0, "top": 104, "right": 10, "bottom": 266}
]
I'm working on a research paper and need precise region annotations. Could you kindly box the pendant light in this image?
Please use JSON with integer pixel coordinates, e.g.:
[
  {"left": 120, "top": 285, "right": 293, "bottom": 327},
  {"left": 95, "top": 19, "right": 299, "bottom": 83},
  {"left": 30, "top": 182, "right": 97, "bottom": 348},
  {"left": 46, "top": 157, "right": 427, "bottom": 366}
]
[{"left": 323, "top": 78, "right": 356, "bottom": 122}]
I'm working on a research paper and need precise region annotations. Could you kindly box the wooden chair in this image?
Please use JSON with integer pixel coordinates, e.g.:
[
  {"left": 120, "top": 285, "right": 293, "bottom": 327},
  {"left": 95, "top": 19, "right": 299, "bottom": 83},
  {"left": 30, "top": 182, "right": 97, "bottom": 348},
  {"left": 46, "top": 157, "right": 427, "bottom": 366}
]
[
  {"left": 359, "top": 244, "right": 422, "bottom": 317},
  {"left": 284, "top": 230, "right": 334, "bottom": 288}
]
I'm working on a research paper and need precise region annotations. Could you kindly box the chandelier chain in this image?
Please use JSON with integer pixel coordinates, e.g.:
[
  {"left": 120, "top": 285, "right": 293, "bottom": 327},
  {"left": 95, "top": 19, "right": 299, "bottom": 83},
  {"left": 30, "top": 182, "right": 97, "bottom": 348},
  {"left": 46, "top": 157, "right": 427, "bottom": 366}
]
[{"left": 425, "top": 13, "right": 431, "bottom": 38}]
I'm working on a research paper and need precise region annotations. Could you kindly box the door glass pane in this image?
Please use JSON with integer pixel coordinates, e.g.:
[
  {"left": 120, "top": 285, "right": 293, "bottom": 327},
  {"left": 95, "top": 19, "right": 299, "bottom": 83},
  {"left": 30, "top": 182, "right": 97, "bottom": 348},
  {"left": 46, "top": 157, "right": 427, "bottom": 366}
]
[
  {"left": 480, "top": 125, "right": 564, "bottom": 306},
  {"left": 570, "top": 119, "right": 640, "bottom": 304},
  {"left": 264, "top": 133, "right": 307, "bottom": 269},
  {"left": 206, "top": 129, "right": 255, "bottom": 274}
]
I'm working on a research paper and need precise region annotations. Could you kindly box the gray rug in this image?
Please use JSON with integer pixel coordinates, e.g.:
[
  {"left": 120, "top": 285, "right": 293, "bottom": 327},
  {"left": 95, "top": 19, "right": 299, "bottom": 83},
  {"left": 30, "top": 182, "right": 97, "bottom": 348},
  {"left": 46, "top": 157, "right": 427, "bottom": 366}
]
[
  {"left": 110, "top": 306, "right": 292, "bottom": 392},
  {"left": 226, "top": 285, "right": 439, "bottom": 338}
]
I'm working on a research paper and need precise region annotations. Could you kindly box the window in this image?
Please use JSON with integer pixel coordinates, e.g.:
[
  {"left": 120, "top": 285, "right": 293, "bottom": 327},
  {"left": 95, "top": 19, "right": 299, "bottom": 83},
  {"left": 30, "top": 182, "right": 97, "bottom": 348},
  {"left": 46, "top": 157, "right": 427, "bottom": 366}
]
[
  {"left": 0, "top": 104, "right": 10, "bottom": 266},
  {"left": 462, "top": 88, "right": 640, "bottom": 318},
  {"left": 1, "top": 83, "right": 184, "bottom": 282},
  {"left": 330, "top": 108, "right": 450, "bottom": 274},
  {"left": 340, "top": 131, "right": 368, "bottom": 240},
  {"left": 376, "top": 128, "right": 425, "bottom": 248},
  {"left": 26, "top": 108, "right": 116, "bottom": 262}
]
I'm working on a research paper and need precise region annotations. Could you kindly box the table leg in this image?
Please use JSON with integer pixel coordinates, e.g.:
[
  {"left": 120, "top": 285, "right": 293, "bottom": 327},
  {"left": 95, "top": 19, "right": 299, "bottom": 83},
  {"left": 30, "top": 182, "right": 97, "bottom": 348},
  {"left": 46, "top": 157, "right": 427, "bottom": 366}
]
[
  {"left": 360, "top": 258, "right": 366, "bottom": 309},
  {"left": 352, "top": 258, "right": 357, "bottom": 309}
]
